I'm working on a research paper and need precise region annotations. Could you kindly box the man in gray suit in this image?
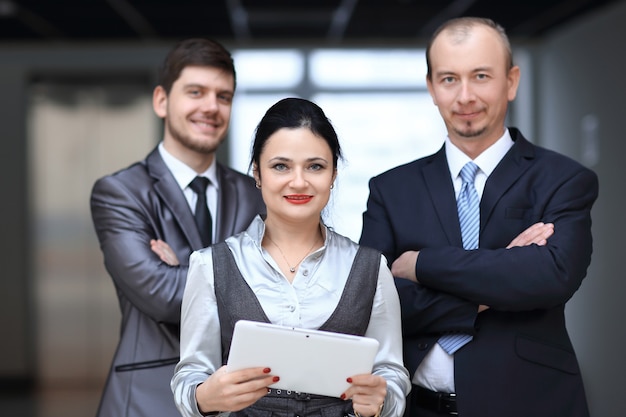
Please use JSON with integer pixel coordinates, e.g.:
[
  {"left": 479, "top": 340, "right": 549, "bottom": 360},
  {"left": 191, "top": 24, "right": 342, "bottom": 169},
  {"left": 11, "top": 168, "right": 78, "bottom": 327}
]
[{"left": 90, "top": 38, "right": 265, "bottom": 417}]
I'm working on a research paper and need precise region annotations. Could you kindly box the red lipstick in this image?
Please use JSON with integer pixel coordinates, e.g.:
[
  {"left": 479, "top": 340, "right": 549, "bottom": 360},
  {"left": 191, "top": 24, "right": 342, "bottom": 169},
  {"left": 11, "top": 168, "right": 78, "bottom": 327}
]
[{"left": 284, "top": 194, "right": 313, "bottom": 204}]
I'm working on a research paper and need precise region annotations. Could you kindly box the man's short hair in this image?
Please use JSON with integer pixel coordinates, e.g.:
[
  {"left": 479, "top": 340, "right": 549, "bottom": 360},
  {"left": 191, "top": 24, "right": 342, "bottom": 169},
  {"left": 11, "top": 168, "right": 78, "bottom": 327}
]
[
  {"left": 158, "top": 38, "right": 236, "bottom": 94},
  {"left": 426, "top": 17, "right": 513, "bottom": 80}
]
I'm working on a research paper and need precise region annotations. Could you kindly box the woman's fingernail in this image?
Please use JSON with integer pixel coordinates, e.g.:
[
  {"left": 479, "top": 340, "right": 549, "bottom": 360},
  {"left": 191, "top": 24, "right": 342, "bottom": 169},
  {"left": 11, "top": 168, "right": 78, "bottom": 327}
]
[
  {"left": 263, "top": 368, "right": 271, "bottom": 373},
  {"left": 346, "top": 377, "right": 353, "bottom": 383},
  {"left": 340, "top": 393, "right": 346, "bottom": 400},
  {"left": 272, "top": 376, "right": 280, "bottom": 382}
]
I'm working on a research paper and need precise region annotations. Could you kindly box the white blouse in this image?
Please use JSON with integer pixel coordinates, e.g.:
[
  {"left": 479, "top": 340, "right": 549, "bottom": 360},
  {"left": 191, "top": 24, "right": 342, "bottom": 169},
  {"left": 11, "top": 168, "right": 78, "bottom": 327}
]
[{"left": 172, "top": 215, "right": 411, "bottom": 417}]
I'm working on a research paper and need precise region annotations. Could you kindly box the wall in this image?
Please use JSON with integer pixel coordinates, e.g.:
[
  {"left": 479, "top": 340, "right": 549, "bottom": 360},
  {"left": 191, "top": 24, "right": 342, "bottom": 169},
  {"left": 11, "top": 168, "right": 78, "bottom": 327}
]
[
  {"left": 0, "top": 64, "right": 31, "bottom": 390},
  {"left": 535, "top": 2, "right": 626, "bottom": 416}
]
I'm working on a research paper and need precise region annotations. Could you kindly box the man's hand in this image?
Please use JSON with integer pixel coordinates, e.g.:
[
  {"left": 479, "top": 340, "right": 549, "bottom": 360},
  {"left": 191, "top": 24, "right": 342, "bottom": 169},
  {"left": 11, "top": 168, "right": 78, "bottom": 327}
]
[
  {"left": 507, "top": 222, "right": 554, "bottom": 249},
  {"left": 150, "top": 239, "right": 180, "bottom": 266},
  {"left": 486, "top": 222, "right": 553, "bottom": 312},
  {"left": 391, "top": 251, "right": 419, "bottom": 282}
]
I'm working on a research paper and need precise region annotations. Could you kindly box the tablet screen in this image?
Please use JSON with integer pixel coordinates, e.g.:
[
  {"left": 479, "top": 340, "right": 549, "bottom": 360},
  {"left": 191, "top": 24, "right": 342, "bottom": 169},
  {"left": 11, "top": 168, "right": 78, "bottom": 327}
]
[{"left": 226, "top": 320, "right": 380, "bottom": 398}]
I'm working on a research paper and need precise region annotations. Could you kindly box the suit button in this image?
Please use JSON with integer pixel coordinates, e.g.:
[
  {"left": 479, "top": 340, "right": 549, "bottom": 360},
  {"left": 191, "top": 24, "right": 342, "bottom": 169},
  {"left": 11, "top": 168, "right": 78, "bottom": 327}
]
[{"left": 417, "top": 343, "right": 430, "bottom": 350}]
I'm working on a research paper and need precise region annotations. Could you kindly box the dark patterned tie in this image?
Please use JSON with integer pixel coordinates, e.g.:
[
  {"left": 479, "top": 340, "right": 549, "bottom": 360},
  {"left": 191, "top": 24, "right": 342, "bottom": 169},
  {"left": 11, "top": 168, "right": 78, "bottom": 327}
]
[
  {"left": 189, "top": 176, "right": 212, "bottom": 247},
  {"left": 438, "top": 161, "right": 480, "bottom": 354}
]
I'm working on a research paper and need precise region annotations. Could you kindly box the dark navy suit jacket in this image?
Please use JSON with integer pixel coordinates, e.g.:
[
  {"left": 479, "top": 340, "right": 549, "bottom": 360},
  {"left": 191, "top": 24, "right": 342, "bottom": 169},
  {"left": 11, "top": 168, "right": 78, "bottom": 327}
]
[{"left": 360, "top": 128, "right": 597, "bottom": 417}]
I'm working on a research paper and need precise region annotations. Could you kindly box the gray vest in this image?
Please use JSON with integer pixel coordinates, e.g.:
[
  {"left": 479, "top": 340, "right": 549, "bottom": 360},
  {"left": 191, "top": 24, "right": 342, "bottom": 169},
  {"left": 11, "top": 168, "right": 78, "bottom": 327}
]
[{"left": 211, "top": 242, "right": 382, "bottom": 417}]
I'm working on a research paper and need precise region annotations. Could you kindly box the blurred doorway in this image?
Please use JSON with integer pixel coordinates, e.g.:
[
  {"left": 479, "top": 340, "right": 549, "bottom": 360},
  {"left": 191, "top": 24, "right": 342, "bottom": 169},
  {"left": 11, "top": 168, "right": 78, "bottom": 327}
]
[{"left": 28, "top": 76, "right": 157, "bottom": 416}]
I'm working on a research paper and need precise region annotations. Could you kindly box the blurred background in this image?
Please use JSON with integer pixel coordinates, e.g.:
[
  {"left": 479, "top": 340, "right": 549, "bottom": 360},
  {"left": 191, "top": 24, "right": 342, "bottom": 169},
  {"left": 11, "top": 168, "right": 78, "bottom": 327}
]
[{"left": 1, "top": 0, "right": 624, "bottom": 416}]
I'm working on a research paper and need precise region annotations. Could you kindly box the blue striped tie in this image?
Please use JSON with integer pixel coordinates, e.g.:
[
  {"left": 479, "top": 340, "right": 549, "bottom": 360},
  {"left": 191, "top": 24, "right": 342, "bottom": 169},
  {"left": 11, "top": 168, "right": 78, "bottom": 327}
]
[
  {"left": 438, "top": 161, "right": 480, "bottom": 354},
  {"left": 456, "top": 161, "right": 480, "bottom": 251}
]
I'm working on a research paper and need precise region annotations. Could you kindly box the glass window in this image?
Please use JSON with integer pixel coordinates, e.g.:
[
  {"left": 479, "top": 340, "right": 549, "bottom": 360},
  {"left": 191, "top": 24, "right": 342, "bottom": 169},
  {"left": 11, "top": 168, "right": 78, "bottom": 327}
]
[
  {"left": 233, "top": 49, "right": 304, "bottom": 89},
  {"left": 310, "top": 49, "right": 427, "bottom": 88},
  {"left": 229, "top": 48, "right": 445, "bottom": 241},
  {"left": 313, "top": 92, "right": 445, "bottom": 240},
  {"left": 230, "top": 93, "right": 300, "bottom": 173}
]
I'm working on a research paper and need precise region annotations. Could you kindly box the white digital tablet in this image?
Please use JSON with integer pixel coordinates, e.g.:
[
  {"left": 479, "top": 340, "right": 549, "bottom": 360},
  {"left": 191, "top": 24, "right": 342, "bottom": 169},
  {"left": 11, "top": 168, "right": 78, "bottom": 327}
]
[{"left": 226, "top": 320, "right": 380, "bottom": 398}]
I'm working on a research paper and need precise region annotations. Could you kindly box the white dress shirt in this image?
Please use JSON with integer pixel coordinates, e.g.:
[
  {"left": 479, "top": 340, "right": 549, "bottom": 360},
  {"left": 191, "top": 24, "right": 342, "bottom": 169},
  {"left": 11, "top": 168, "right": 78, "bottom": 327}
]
[
  {"left": 172, "top": 215, "right": 411, "bottom": 417},
  {"left": 158, "top": 142, "right": 218, "bottom": 242},
  {"left": 412, "top": 129, "right": 514, "bottom": 393}
]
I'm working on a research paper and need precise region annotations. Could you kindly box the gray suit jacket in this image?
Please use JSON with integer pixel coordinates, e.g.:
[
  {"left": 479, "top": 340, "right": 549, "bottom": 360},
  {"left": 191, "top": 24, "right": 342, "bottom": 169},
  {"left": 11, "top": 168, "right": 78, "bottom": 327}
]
[{"left": 90, "top": 147, "right": 265, "bottom": 417}]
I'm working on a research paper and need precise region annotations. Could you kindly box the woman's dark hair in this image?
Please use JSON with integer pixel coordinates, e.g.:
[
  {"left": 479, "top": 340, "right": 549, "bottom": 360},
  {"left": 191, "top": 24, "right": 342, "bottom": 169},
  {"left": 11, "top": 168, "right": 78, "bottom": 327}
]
[
  {"left": 157, "top": 38, "right": 236, "bottom": 94},
  {"left": 250, "top": 98, "right": 343, "bottom": 173}
]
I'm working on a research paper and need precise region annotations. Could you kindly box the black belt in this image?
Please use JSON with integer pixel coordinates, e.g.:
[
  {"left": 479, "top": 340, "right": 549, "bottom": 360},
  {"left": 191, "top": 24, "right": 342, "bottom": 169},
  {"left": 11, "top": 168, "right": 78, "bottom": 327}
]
[
  {"left": 266, "top": 388, "right": 329, "bottom": 401},
  {"left": 413, "top": 386, "right": 458, "bottom": 415}
]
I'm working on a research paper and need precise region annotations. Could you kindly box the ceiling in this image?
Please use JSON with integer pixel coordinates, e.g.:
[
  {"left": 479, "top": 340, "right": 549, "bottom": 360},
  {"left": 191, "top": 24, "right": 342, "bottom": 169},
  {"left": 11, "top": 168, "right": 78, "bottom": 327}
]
[{"left": 0, "top": 0, "right": 621, "bottom": 45}]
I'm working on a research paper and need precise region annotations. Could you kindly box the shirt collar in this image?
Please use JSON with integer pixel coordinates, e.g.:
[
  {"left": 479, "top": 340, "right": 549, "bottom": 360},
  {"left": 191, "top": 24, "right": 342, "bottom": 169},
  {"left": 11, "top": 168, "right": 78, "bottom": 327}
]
[
  {"left": 245, "top": 215, "right": 331, "bottom": 250},
  {"left": 445, "top": 128, "right": 514, "bottom": 179},
  {"left": 158, "top": 142, "right": 219, "bottom": 190}
]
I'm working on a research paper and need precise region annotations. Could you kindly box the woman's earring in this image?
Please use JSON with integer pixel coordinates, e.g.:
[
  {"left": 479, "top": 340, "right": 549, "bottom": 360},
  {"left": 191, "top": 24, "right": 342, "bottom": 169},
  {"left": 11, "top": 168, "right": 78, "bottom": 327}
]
[
  {"left": 330, "top": 184, "right": 334, "bottom": 190},
  {"left": 255, "top": 182, "right": 261, "bottom": 189}
]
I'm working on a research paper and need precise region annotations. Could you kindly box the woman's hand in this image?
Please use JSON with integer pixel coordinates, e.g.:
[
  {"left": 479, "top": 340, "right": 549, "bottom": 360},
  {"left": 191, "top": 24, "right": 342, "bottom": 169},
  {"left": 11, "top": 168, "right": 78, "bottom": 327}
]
[
  {"left": 150, "top": 239, "right": 180, "bottom": 266},
  {"left": 195, "top": 366, "right": 279, "bottom": 414},
  {"left": 341, "top": 374, "right": 386, "bottom": 417}
]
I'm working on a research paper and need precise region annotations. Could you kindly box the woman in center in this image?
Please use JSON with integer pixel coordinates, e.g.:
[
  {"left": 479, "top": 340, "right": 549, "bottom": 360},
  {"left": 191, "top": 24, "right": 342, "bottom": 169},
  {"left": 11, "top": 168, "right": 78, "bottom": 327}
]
[{"left": 172, "top": 97, "right": 410, "bottom": 417}]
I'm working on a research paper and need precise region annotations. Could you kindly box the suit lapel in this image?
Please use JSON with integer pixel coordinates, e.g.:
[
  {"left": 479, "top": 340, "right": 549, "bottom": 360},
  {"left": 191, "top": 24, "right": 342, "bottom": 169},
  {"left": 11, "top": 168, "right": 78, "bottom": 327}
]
[
  {"left": 145, "top": 148, "right": 204, "bottom": 250},
  {"left": 422, "top": 147, "right": 464, "bottom": 247},
  {"left": 480, "top": 129, "right": 536, "bottom": 231}
]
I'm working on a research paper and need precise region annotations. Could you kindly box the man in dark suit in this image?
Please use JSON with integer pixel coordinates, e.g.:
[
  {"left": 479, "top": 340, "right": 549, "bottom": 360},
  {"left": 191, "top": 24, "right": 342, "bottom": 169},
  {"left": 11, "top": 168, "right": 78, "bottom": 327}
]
[
  {"left": 90, "top": 38, "right": 265, "bottom": 417},
  {"left": 360, "top": 17, "right": 598, "bottom": 417}
]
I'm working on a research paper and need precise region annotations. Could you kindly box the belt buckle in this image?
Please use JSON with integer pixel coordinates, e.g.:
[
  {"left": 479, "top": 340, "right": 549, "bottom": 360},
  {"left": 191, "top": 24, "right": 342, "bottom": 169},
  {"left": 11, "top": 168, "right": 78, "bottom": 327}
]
[
  {"left": 438, "top": 392, "right": 457, "bottom": 415},
  {"left": 294, "top": 391, "right": 311, "bottom": 401}
]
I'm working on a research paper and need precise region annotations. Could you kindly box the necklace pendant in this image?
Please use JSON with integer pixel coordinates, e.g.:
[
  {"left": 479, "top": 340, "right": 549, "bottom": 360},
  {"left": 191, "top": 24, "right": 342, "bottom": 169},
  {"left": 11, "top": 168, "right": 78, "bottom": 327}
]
[{"left": 289, "top": 267, "right": 296, "bottom": 273}]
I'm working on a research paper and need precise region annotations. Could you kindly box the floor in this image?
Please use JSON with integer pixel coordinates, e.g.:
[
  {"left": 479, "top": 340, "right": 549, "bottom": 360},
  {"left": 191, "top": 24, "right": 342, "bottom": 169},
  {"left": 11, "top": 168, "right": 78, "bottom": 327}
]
[{"left": 0, "top": 386, "right": 101, "bottom": 417}]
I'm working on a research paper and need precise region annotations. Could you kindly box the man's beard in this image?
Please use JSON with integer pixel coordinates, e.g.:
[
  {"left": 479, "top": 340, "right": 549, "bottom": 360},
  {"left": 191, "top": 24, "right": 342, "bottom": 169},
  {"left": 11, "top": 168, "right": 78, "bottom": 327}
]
[
  {"left": 167, "top": 122, "right": 224, "bottom": 154},
  {"left": 454, "top": 122, "right": 486, "bottom": 139}
]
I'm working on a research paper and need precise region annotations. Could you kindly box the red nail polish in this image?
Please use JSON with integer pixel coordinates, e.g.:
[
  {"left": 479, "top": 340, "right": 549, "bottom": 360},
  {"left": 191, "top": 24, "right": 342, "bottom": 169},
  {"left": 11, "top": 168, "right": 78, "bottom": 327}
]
[
  {"left": 340, "top": 393, "right": 346, "bottom": 400},
  {"left": 263, "top": 368, "right": 271, "bottom": 373},
  {"left": 346, "top": 377, "right": 353, "bottom": 383},
  {"left": 272, "top": 376, "right": 280, "bottom": 382}
]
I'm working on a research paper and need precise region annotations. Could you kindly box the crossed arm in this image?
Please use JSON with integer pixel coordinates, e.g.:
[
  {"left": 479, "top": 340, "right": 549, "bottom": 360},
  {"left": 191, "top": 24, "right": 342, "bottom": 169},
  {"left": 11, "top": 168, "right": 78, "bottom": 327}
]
[
  {"left": 390, "top": 221, "right": 555, "bottom": 313},
  {"left": 91, "top": 176, "right": 188, "bottom": 323},
  {"left": 151, "top": 239, "right": 181, "bottom": 266}
]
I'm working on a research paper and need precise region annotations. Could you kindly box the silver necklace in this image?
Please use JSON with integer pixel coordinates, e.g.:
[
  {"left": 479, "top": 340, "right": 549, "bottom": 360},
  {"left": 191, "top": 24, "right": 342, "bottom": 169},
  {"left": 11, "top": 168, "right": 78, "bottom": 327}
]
[{"left": 266, "top": 234, "right": 319, "bottom": 273}]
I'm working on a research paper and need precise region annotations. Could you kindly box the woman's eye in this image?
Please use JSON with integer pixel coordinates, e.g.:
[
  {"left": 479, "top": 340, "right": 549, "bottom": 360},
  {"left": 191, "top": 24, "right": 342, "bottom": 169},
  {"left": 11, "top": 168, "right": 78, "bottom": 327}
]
[{"left": 272, "top": 163, "right": 288, "bottom": 171}]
